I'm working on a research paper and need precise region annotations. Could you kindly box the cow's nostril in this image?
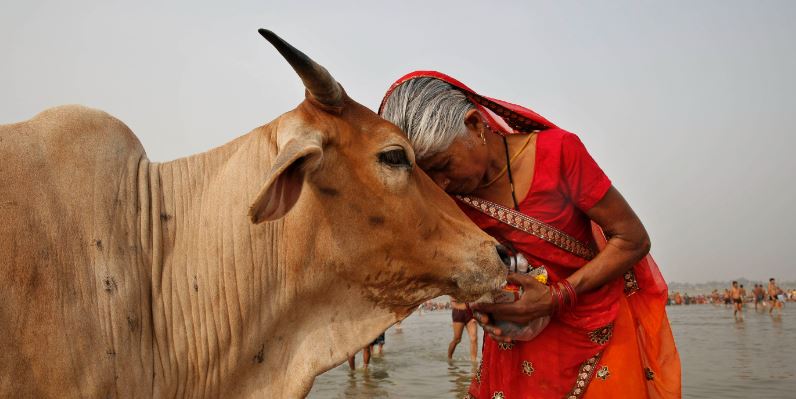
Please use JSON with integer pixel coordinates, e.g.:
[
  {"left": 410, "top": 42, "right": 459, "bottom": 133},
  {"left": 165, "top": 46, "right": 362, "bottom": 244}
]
[{"left": 495, "top": 245, "right": 511, "bottom": 267}]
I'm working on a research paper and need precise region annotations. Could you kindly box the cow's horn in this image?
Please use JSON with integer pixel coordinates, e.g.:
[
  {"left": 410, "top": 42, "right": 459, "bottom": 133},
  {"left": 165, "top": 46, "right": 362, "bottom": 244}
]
[{"left": 259, "top": 29, "right": 343, "bottom": 107}]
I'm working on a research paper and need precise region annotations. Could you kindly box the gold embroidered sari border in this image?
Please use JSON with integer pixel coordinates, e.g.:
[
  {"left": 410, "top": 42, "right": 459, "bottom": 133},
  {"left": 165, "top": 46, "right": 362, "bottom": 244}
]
[
  {"left": 457, "top": 195, "right": 597, "bottom": 260},
  {"left": 623, "top": 269, "right": 640, "bottom": 295},
  {"left": 565, "top": 351, "right": 603, "bottom": 399},
  {"left": 588, "top": 323, "right": 614, "bottom": 346}
]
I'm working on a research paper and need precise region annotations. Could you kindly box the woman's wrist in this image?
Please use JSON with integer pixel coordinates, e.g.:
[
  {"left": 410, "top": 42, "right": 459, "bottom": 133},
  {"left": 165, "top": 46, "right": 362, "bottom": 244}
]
[
  {"left": 566, "top": 273, "right": 586, "bottom": 295},
  {"left": 560, "top": 280, "right": 578, "bottom": 308},
  {"left": 549, "top": 280, "right": 579, "bottom": 316},
  {"left": 545, "top": 285, "right": 557, "bottom": 316}
]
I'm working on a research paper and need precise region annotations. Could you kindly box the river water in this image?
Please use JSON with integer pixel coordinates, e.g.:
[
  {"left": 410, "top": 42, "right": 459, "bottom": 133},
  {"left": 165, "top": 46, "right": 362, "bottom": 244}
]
[{"left": 308, "top": 304, "right": 795, "bottom": 398}]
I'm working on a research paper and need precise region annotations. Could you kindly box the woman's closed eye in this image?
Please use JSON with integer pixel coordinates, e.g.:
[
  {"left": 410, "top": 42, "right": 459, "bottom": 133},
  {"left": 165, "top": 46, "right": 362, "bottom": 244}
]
[{"left": 430, "top": 159, "right": 450, "bottom": 172}]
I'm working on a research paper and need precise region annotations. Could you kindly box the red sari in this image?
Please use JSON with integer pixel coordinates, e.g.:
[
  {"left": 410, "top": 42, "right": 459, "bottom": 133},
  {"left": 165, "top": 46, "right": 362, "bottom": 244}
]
[{"left": 381, "top": 72, "right": 681, "bottom": 399}]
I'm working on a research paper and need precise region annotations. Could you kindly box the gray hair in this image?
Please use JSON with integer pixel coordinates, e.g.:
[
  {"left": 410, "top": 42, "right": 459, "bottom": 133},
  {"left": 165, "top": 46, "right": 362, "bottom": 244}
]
[{"left": 380, "top": 77, "right": 475, "bottom": 160}]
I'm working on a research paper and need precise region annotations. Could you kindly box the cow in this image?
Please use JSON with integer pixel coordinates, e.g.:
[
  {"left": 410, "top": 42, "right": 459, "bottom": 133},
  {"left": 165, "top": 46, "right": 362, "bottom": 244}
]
[{"left": 0, "top": 30, "right": 509, "bottom": 398}]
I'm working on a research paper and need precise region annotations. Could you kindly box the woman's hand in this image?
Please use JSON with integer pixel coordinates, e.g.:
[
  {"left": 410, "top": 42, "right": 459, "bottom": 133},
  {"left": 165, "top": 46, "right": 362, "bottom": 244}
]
[
  {"left": 469, "top": 272, "right": 553, "bottom": 341},
  {"left": 471, "top": 311, "right": 511, "bottom": 343}
]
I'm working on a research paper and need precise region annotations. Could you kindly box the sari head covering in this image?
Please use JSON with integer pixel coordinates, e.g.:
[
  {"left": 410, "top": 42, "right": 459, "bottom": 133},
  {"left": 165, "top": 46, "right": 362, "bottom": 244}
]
[{"left": 379, "top": 70, "right": 558, "bottom": 136}]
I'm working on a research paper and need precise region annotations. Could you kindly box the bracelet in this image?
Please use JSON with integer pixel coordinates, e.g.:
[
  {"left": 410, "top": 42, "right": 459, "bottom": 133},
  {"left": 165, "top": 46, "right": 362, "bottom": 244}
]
[
  {"left": 561, "top": 280, "right": 578, "bottom": 308},
  {"left": 555, "top": 283, "right": 565, "bottom": 315},
  {"left": 549, "top": 285, "right": 559, "bottom": 316},
  {"left": 550, "top": 280, "right": 578, "bottom": 316}
]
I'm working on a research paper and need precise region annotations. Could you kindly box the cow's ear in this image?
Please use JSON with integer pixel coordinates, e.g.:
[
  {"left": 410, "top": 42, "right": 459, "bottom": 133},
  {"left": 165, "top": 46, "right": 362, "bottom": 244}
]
[{"left": 249, "top": 134, "right": 323, "bottom": 223}]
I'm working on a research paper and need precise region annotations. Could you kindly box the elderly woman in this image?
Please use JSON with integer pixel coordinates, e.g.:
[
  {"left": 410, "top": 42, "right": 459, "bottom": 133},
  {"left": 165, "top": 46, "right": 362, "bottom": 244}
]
[{"left": 379, "top": 71, "right": 680, "bottom": 399}]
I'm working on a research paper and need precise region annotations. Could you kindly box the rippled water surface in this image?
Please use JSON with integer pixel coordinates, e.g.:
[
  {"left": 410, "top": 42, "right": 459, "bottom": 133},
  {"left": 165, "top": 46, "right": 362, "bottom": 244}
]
[{"left": 308, "top": 305, "right": 796, "bottom": 398}]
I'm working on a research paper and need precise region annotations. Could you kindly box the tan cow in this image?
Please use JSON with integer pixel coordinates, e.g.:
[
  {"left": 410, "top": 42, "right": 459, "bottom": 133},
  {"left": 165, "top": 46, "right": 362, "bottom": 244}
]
[{"left": 0, "top": 30, "right": 508, "bottom": 397}]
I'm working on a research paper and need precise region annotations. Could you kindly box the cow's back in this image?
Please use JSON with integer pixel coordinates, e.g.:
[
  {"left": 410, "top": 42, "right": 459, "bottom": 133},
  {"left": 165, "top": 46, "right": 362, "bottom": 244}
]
[{"left": 0, "top": 105, "right": 154, "bottom": 397}]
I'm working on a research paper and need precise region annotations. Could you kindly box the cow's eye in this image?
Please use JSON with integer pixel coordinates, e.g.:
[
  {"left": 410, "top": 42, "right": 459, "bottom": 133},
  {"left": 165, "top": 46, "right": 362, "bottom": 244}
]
[{"left": 378, "top": 148, "right": 412, "bottom": 168}]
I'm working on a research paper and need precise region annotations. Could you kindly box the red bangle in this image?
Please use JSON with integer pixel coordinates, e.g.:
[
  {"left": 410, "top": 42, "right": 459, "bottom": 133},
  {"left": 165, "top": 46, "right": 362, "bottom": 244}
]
[
  {"left": 556, "top": 283, "right": 565, "bottom": 314},
  {"left": 561, "top": 280, "right": 578, "bottom": 308},
  {"left": 549, "top": 285, "right": 558, "bottom": 316},
  {"left": 552, "top": 284, "right": 564, "bottom": 316}
]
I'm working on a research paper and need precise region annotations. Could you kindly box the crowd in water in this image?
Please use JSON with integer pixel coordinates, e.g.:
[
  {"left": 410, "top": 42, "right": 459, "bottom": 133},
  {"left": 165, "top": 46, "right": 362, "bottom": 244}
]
[
  {"left": 414, "top": 288, "right": 796, "bottom": 309},
  {"left": 667, "top": 280, "right": 795, "bottom": 307}
]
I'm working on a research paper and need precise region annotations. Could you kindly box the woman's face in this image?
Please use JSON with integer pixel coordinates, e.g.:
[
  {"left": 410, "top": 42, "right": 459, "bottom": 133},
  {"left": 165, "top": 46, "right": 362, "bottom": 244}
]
[{"left": 417, "top": 129, "right": 490, "bottom": 194}]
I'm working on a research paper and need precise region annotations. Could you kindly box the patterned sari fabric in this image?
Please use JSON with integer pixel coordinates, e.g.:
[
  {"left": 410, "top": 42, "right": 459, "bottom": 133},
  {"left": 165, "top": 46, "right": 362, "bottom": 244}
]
[{"left": 381, "top": 71, "right": 681, "bottom": 399}]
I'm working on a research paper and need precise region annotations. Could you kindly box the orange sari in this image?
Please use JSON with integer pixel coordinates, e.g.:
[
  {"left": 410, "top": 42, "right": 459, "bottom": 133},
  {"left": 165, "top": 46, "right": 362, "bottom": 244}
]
[{"left": 584, "top": 226, "right": 681, "bottom": 399}]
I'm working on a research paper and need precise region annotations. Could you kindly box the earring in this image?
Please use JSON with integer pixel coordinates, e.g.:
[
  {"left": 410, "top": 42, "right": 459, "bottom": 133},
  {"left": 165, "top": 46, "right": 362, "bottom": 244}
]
[{"left": 480, "top": 130, "right": 487, "bottom": 145}]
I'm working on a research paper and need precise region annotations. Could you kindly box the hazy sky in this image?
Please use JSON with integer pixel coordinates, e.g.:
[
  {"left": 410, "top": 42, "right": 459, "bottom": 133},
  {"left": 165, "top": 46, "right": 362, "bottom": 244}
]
[{"left": 2, "top": 1, "right": 795, "bottom": 282}]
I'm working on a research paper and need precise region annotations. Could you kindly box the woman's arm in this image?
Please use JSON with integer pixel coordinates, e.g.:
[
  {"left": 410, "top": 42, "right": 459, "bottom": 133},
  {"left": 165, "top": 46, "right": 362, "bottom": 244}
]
[
  {"left": 567, "top": 186, "right": 650, "bottom": 294},
  {"left": 470, "top": 186, "right": 649, "bottom": 331}
]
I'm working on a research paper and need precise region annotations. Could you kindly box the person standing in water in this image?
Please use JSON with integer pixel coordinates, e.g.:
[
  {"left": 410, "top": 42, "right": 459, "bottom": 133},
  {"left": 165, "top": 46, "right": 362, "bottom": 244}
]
[
  {"left": 753, "top": 284, "right": 764, "bottom": 311},
  {"left": 730, "top": 281, "right": 743, "bottom": 320},
  {"left": 347, "top": 346, "right": 372, "bottom": 370},
  {"left": 739, "top": 284, "right": 747, "bottom": 307},
  {"left": 347, "top": 330, "right": 386, "bottom": 370},
  {"left": 372, "top": 332, "right": 386, "bottom": 356},
  {"left": 448, "top": 298, "right": 478, "bottom": 363},
  {"left": 769, "top": 278, "right": 783, "bottom": 316}
]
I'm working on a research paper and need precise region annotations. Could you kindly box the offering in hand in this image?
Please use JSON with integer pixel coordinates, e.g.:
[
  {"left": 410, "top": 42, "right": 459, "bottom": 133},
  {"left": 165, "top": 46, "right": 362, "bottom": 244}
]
[{"left": 480, "top": 252, "right": 551, "bottom": 341}]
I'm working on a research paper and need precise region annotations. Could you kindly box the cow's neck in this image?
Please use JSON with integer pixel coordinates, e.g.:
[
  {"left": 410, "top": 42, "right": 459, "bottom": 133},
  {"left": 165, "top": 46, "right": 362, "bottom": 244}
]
[
  {"left": 147, "top": 127, "right": 274, "bottom": 396},
  {"left": 146, "top": 125, "right": 406, "bottom": 397}
]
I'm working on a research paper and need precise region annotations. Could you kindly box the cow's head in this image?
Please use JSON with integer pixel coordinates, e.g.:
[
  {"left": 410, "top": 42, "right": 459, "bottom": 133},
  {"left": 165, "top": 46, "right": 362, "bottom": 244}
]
[{"left": 249, "top": 30, "right": 507, "bottom": 311}]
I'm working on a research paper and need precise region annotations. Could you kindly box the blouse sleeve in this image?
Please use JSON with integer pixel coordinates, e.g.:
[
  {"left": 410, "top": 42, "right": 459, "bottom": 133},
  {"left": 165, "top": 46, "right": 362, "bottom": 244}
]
[{"left": 560, "top": 132, "right": 612, "bottom": 212}]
